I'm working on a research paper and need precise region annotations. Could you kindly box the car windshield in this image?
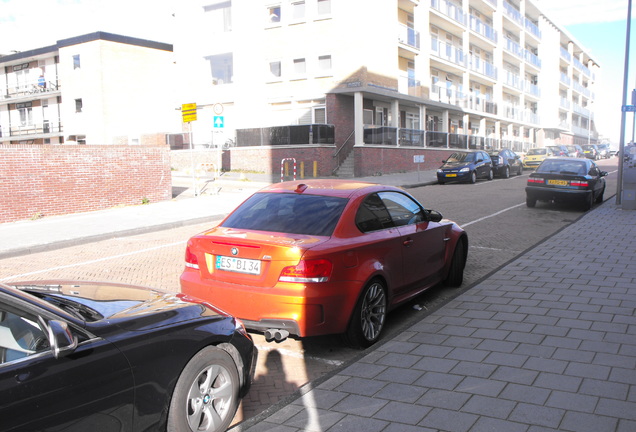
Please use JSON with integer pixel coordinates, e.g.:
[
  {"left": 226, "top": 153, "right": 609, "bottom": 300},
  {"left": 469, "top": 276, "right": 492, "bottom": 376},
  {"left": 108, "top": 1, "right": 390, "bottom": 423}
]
[
  {"left": 221, "top": 192, "right": 348, "bottom": 236},
  {"left": 537, "top": 160, "right": 588, "bottom": 175},
  {"left": 582, "top": 145, "right": 595, "bottom": 151},
  {"left": 527, "top": 148, "right": 546, "bottom": 156},
  {"left": 447, "top": 152, "right": 474, "bottom": 162}
]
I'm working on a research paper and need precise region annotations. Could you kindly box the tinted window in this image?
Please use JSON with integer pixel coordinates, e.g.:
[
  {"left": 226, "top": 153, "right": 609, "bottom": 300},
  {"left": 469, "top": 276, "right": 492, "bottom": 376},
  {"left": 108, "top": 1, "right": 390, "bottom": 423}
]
[
  {"left": 537, "top": 160, "right": 587, "bottom": 175},
  {"left": 379, "top": 192, "right": 425, "bottom": 227},
  {"left": 528, "top": 148, "right": 546, "bottom": 156},
  {"left": 222, "top": 192, "right": 347, "bottom": 236},
  {"left": 356, "top": 193, "right": 394, "bottom": 233},
  {"left": 0, "top": 306, "right": 49, "bottom": 363}
]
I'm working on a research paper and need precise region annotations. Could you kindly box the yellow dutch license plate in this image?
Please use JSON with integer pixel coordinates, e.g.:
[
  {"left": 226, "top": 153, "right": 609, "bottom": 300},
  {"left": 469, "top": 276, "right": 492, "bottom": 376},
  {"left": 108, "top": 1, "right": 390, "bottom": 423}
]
[
  {"left": 547, "top": 179, "right": 568, "bottom": 186},
  {"left": 446, "top": 174, "right": 457, "bottom": 177}
]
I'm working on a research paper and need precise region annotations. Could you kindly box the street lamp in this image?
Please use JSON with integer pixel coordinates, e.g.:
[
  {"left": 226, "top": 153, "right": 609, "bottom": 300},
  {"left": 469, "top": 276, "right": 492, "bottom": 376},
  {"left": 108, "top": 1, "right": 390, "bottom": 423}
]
[{"left": 616, "top": 0, "right": 633, "bottom": 205}]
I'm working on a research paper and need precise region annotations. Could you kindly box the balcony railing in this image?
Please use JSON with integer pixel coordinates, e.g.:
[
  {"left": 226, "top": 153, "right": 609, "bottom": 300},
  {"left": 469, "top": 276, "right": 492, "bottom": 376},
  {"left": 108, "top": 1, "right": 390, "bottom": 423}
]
[
  {"left": 560, "top": 73, "right": 571, "bottom": 86},
  {"left": 398, "top": 74, "right": 421, "bottom": 95},
  {"left": 461, "top": 93, "right": 497, "bottom": 115},
  {"left": 524, "top": 50, "right": 541, "bottom": 69},
  {"left": 430, "top": 0, "right": 467, "bottom": 26},
  {"left": 573, "top": 57, "right": 591, "bottom": 77},
  {"left": 431, "top": 82, "right": 464, "bottom": 106},
  {"left": 503, "top": 1, "right": 523, "bottom": 26},
  {"left": 525, "top": 82, "right": 540, "bottom": 98},
  {"left": 469, "top": 56, "right": 497, "bottom": 79},
  {"left": 469, "top": 15, "right": 497, "bottom": 43},
  {"left": 3, "top": 79, "right": 61, "bottom": 101},
  {"left": 431, "top": 39, "right": 466, "bottom": 67},
  {"left": 504, "top": 38, "right": 524, "bottom": 59},
  {"left": 560, "top": 97, "right": 571, "bottom": 110},
  {"left": 524, "top": 17, "right": 541, "bottom": 39},
  {"left": 504, "top": 71, "right": 523, "bottom": 91},
  {"left": 560, "top": 47, "right": 572, "bottom": 62},
  {"left": 8, "top": 122, "right": 63, "bottom": 137},
  {"left": 399, "top": 128, "right": 425, "bottom": 147},
  {"left": 573, "top": 103, "right": 591, "bottom": 118},
  {"left": 398, "top": 24, "right": 420, "bottom": 50}
]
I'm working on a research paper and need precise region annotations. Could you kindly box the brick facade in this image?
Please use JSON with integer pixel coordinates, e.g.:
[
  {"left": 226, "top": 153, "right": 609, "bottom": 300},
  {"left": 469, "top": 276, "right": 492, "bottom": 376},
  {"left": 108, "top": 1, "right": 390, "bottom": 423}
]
[
  {"left": 0, "top": 145, "right": 172, "bottom": 223},
  {"left": 354, "top": 147, "right": 456, "bottom": 177}
]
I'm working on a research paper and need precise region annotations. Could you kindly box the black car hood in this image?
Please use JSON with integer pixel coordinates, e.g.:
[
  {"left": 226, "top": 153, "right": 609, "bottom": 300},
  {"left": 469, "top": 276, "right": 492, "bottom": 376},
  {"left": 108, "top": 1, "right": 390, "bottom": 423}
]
[
  {"left": 12, "top": 281, "right": 228, "bottom": 331},
  {"left": 440, "top": 161, "right": 470, "bottom": 170}
]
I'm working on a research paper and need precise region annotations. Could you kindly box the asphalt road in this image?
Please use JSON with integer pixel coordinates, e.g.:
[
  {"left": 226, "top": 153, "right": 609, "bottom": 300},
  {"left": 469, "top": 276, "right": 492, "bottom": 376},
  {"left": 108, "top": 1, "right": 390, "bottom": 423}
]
[{"left": 0, "top": 157, "right": 619, "bottom": 425}]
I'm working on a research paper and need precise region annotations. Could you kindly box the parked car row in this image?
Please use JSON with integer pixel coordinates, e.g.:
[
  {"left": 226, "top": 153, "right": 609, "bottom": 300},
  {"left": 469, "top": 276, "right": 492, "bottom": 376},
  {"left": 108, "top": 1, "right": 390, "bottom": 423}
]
[{"left": 437, "top": 149, "right": 523, "bottom": 184}]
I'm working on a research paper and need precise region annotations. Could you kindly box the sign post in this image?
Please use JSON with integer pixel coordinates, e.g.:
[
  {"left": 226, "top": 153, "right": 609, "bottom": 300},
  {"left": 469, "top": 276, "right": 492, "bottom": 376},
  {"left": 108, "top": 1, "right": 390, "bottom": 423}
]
[
  {"left": 182, "top": 103, "right": 198, "bottom": 196},
  {"left": 413, "top": 155, "right": 425, "bottom": 182}
]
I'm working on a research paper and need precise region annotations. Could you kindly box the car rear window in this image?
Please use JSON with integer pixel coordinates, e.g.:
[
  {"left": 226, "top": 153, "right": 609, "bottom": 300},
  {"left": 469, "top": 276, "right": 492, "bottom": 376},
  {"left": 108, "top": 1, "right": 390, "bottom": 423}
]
[
  {"left": 221, "top": 192, "right": 347, "bottom": 236},
  {"left": 528, "top": 149, "right": 546, "bottom": 156},
  {"left": 537, "top": 160, "right": 587, "bottom": 175}
]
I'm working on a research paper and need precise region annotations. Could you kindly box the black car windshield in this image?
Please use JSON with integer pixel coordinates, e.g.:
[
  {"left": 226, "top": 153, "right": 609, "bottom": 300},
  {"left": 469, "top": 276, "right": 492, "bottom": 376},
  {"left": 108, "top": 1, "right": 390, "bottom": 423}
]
[
  {"left": 527, "top": 148, "right": 547, "bottom": 156},
  {"left": 447, "top": 152, "right": 474, "bottom": 162},
  {"left": 537, "top": 160, "right": 588, "bottom": 175},
  {"left": 222, "top": 192, "right": 348, "bottom": 236}
]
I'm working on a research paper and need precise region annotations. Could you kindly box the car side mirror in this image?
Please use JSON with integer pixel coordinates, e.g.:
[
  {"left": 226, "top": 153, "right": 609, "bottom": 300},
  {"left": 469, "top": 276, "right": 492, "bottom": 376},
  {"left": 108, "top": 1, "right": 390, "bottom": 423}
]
[
  {"left": 47, "top": 320, "right": 78, "bottom": 359},
  {"left": 600, "top": 171, "right": 609, "bottom": 177},
  {"left": 426, "top": 210, "right": 443, "bottom": 222}
]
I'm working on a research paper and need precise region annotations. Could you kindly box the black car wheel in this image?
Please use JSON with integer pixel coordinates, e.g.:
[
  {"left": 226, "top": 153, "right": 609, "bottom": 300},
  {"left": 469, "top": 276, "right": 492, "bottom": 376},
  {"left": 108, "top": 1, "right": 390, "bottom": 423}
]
[
  {"left": 583, "top": 192, "right": 594, "bottom": 211},
  {"left": 345, "top": 279, "right": 387, "bottom": 349},
  {"left": 167, "top": 347, "right": 240, "bottom": 432},
  {"left": 526, "top": 196, "right": 536, "bottom": 208},
  {"left": 517, "top": 165, "right": 523, "bottom": 176},
  {"left": 487, "top": 169, "right": 494, "bottom": 181},
  {"left": 444, "top": 240, "right": 466, "bottom": 287},
  {"left": 469, "top": 171, "right": 477, "bottom": 184},
  {"left": 596, "top": 186, "right": 605, "bottom": 203},
  {"left": 503, "top": 166, "right": 510, "bottom": 179}
]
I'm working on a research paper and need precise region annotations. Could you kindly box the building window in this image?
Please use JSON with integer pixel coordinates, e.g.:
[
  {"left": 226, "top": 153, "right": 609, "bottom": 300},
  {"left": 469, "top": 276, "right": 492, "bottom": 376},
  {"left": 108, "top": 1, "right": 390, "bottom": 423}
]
[
  {"left": 318, "top": 55, "right": 332, "bottom": 73},
  {"left": 317, "top": 0, "right": 331, "bottom": 15},
  {"left": 75, "top": 98, "right": 83, "bottom": 112},
  {"left": 206, "top": 53, "right": 233, "bottom": 85},
  {"left": 73, "top": 55, "right": 80, "bottom": 69},
  {"left": 204, "top": 1, "right": 232, "bottom": 32},
  {"left": 269, "top": 60, "right": 282, "bottom": 78},
  {"left": 291, "top": 1, "right": 305, "bottom": 21},
  {"left": 268, "top": 5, "right": 281, "bottom": 23},
  {"left": 314, "top": 106, "right": 326, "bottom": 123},
  {"left": 293, "top": 58, "right": 306, "bottom": 75}
]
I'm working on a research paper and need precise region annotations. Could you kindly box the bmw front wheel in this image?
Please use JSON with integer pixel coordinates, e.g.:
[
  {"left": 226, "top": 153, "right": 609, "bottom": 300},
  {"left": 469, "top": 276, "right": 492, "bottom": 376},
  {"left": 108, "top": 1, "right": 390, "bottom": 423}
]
[{"left": 345, "top": 280, "right": 387, "bottom": 349}]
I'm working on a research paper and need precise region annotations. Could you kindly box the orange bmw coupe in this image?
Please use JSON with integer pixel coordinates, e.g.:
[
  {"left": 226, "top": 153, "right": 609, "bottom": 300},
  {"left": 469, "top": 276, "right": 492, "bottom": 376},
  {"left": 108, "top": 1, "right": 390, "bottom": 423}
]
[{"left": 180, "top": 180, "right": 467, "bottom": 348}]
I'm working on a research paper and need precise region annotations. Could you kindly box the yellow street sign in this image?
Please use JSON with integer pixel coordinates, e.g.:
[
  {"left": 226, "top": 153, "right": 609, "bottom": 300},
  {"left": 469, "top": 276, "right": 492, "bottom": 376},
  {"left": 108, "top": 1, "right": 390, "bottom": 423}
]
[{"left": 182, "top": 103, "right": 197, "bottom": 123}]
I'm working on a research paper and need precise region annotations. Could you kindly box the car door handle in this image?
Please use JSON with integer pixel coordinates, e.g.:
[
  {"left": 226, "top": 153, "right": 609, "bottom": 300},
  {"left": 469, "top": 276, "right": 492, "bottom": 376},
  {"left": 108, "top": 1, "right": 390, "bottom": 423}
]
[{"left": 403, "top": 239, "right": 414, "bottom": 247}]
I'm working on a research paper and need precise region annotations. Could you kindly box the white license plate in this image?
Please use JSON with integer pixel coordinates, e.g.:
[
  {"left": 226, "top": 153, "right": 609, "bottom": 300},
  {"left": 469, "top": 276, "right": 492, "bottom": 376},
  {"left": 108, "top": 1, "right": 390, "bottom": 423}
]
[{"left": 216, "top": 256, "right": 261, "bottom": 275}]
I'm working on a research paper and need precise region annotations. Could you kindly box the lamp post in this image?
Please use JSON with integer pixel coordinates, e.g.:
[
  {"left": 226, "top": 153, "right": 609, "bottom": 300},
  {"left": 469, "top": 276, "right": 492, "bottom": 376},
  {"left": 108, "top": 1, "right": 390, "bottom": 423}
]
[{"left": 616, "top": 0, "right": 633, "bottom": 205}]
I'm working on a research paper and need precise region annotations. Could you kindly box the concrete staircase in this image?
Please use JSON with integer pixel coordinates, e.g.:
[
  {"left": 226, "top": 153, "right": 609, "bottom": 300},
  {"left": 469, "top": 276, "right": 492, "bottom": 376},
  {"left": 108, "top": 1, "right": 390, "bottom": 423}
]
[{"left": 333, "top": 152, "right": 355, "bottom": 177}]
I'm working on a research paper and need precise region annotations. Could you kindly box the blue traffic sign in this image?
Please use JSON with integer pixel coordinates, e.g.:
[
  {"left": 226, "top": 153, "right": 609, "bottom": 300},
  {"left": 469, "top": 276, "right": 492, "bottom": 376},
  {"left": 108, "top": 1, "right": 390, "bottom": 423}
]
[
  {"left": 622, "top": 105, "right": 636, "bottom": 112},
  {"left": 214, "top": 116, "right": 224, "bottom": 128}
]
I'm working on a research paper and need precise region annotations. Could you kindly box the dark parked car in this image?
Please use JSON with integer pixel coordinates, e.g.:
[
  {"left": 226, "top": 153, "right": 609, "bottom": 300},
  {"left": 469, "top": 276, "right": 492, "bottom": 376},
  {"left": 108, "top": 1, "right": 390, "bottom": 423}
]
[
  {"left": 437, "top": 150, "right": 494, "bottom": 184},
  {"left": 596, "top": 144, "right": 611, "bottom": 159},
  {"left": 0, "top": 281, "right": 256, "bottom": 432},
  {"left": 582, "top": 144, "right": 600, "bottom": 160},
  {"left": 566, "top": 145, "right": 584, "bottom": 158},
  {"left": 525, "top": 157, "right": 607, "bottom": 211},
  {"left": 547, "top": 145, "right": 570, "bottom": 157},
  {"left": 488, "top": 149, "right": 523, "bottom": 178}
]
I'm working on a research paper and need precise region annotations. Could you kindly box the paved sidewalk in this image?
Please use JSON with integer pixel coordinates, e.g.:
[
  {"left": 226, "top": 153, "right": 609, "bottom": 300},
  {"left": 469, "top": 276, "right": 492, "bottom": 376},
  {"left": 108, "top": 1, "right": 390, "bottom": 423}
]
[{"left": 230, "top": 200, "right": 636, "bottom": 432}]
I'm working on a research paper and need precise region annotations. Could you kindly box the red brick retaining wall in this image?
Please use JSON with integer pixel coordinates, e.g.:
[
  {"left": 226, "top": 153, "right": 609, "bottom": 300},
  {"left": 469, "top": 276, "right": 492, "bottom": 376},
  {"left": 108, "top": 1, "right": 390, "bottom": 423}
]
[{"left": 0, "top": 145, "right": 172, "bottom": 223}]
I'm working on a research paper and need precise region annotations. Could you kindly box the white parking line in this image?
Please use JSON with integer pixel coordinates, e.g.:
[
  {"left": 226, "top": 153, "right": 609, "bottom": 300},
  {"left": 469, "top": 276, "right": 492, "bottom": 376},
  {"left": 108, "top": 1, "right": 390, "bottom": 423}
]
[
  {"left": 462, "top": 203, "right": 526, "bottom": 227},
  {"left": 254, "top": 343, "right": 344, "bottom": 366},
  {"left": 0, "top": 241, "right": 185, "bottom": 282}
]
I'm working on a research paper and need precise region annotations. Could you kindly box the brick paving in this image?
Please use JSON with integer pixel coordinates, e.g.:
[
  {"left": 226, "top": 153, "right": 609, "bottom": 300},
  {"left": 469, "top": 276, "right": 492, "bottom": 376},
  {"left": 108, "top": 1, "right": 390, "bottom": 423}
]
[{"left": 231, "top": 201, "right": 636, "bottom": 431}]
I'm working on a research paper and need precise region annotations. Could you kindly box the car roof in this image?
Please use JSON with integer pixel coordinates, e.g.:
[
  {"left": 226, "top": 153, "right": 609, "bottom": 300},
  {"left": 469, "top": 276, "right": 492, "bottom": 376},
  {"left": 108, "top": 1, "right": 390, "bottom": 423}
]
[{"left": 260, "top": 179, "right": 399, "bottom": 198}]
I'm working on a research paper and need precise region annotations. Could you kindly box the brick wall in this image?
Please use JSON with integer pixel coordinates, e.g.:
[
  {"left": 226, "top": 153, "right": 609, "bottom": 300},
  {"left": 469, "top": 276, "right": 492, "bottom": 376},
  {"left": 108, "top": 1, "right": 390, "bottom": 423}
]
[
  {"left": 0, "top": 145, "right": 172, "bottom": 223},
  {"left": 354, "top": 147, "right": 456, "bottom": 177}
]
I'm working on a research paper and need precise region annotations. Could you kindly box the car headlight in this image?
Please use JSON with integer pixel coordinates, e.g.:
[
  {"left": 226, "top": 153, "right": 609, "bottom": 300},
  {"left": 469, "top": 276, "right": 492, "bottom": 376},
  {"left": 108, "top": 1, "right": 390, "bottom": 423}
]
[
  {"left": 437, "top": 169, "right": 443, "bottom": 173},
  {"left": 459, "top": 167, "right": 470, "bottom": 172}
]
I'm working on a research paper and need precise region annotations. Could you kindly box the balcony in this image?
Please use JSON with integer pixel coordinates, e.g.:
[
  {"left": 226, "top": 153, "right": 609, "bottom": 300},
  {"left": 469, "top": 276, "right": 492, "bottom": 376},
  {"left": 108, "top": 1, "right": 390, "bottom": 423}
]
[
  {"left": 503, "top": 1, "right": 523, "bottom": 26},
  {"left": 398, "top": 24, "right": 420, "bottom": 50},
  {"left": 430, "top": 81, "right": 464, "bottom": 106},
  {"left": 524, "top": 18, "right": 541, "bottom": 39},
  {"left": 502, "top": 103, "right": 523, "bottom": 121},
  {"left": 560, "top": 46, "right": 572, "bottom": 62},
  {"left": 431, "top": 39, "right": 466, "bottom": 67},
  {"left": 573, "top": 57, "right": 591, "bottom": 77},
  {"left": 572, "top": 80, "right": 591, "bottom": 97},
  {"left": 398, "top": 74, "right": 422, "bottom": 96},
  {"left": 469, "top": 56, "right": 497, "bottom": 80},
  {"left": 525, "top": 82, "right": 540, "bottom": 98},
  {"left": 573, "top": 103, "right": 591, "bottom": 118},
  {"left": 3, "top": 79, "right": 61, "bottom": 102},
  {"left": 560, "top": 73, "right": 571, "bottom": 87},
  {"left": 430, "top": 0, "right": 467, "bottom": 26},
  {"left": 524, "top": 50, "right": 541, "bottom": 69},
  {"left": 504, "top": 38, "right": 524, "bottom": 59},
  {"left": 463, "top": 93, "right": 497, "bottom": 114},
  {"left": 469, "top": 15, "right": 497, "bottom": 43},
  {"left": 6, "top": 121, "right": 63, "bottom": 138},
  {"left": 503, "top": 71, "right": 523, "bottom": 91},
  {"left": 560, "top": 97, "right": 571, "bottom": 110}
]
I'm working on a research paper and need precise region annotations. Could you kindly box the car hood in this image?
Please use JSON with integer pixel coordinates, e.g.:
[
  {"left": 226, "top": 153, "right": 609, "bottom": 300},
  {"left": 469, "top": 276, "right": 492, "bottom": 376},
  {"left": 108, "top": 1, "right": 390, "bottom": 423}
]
[
  {"left": 440, "top": 161, "right": 471, "bottom": 170},
  {"left": 12, "top": 281, "right": 227, "bottom": 331}
]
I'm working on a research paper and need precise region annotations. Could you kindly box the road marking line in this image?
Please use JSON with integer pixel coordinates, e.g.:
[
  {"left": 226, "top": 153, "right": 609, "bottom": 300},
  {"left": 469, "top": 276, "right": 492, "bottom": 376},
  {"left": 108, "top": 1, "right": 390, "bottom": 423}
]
[
  {"left": 462, "top": 203, "right": 526, "bottom": 227},
  {"left": 255, "top": 344, "right": 344, "bottom": 366},
  {"left": 0, "top": 241, "right": 185, "bottom": 282}
]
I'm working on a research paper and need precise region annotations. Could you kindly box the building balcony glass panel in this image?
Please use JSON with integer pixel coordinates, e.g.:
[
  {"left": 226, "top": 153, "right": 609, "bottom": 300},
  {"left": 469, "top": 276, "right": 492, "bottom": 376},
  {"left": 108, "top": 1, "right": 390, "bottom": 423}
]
[
  {"left": 504, "top": 71, "right": 523, "bottom": 91},
  {"left": 399, "top": 128, "right": 425, "bottom": 147},
  {"left": 524, "top": 17, "right": 541, "bottom": 39},
  {"left": 524, "top": 50, "right": 541, "bottom": 68},
  {"left": 525, "top": 111, "right": 540, "bottom": 125},
  {"left": 398, "top": 74, "right": 422, "bottom": 94},
  {"left": 525, "top": 82, "right": 540, "bottom": 98},
  {"left": 573, "top": 57, "right": 591, "bottom": 77},
  {"left": 469, "top": 56, "right": 497, "bottom": 79},
  {"left": 431, "top": 82, "right": 464, "bottom": 107},
  {"left": 560, "top": 73, "right": 571, "bottom": 86},
  {"left": 502, "top": 103, "right": 523, "bottom": 121},
  {"left": 430, "top": 0, "right": 467, "bottom": 26},
  {"left": 3, "top": 78, "right": 61, "bottom": 101},
  {"left": 504, "top": 38, "right": 524, "bottom": 59},
  {"left": 560, "top": 47, "right": 572, "bottom": 62},
  {"left": 573, "top": 103, "right": 590, "bottom": 117},
  {"left": 398, "top": 24, "right": 420, "bottom": 50},
  {"left": 560, "top": 97, "right": 571, "bottom": 109},
  {"left": 572, "top": 81, "right": 590, "bottom": 97},
  {"left": 469, "top": 15, "right": 497, "bottom": 43},
  {"left": 463, "top": 93, "right": 497, "bottom": 114},
  {"left": 8, "top": 121, "right": 63, "bottom": 137},
  {"left": 431, "top": 39, "right": 466, "bottom": 67},
  {"left": 503, "top": 1, "right": 523, "bottom": 26}
]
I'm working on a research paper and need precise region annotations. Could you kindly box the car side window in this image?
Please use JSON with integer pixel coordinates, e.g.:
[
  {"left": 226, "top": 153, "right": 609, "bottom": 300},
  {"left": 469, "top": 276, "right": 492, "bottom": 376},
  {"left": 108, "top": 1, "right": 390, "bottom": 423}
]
[
  {"left": 378, "top": 192, "right": 425, "bottom": 227},
  {"left": 355, "top": 193, "right": 394, "bottom": 233},
  {"left": 0, "top": 306, "right": 49, "bottom": 364}
]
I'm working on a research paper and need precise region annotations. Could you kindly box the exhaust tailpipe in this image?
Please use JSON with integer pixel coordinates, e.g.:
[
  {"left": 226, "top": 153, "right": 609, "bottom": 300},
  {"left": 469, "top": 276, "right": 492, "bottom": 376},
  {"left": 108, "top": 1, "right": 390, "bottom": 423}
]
[{"left": 264, "top": 329, "right": 289, "bottom": 342}]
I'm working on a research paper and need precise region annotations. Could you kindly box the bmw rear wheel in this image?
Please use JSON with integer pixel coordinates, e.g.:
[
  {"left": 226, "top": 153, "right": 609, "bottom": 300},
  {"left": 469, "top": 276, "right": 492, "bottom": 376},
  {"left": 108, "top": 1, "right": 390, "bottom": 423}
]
[
  {"left": 345, "top": 280, "right": 387, "bottom": 349},
  {"left": 168, "top": 347, "right": 240, "bottom": 432}
]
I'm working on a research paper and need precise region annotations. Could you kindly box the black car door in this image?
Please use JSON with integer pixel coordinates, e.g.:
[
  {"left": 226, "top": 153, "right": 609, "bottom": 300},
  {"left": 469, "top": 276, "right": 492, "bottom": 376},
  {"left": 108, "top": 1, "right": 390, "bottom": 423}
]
[{"left": 0, "top": 296, "right": 134, "bottom": 432}]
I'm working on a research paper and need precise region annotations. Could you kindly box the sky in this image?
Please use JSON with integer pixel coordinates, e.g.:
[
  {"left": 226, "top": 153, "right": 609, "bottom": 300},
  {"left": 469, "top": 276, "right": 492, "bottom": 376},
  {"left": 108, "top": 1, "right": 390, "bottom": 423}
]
[{"left": 0, "top": 0, "right": 634, "bottom": 144}]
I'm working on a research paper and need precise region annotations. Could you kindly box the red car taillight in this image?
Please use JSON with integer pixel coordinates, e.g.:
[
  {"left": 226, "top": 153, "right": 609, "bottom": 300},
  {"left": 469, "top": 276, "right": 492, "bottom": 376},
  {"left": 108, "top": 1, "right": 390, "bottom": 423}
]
[
  {"left": 184, "top": 244, "right": 199, "bottom": 269},
  {"left": 527, "top": 177, "right": 544, "bottom": 184},
  {"left": 571, "top": 180, "right": 589, "bottom": 187},
  {"left": 279, "top": 259, "right": 332, "bottom": 283}
]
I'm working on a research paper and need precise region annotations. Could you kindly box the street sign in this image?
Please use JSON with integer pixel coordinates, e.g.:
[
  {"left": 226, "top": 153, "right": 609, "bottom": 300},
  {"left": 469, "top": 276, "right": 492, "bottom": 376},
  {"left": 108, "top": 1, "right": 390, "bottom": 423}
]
[
  {"left": 413, "top": 155, "right": 425, "bottom": 163},
  {"left": 214, "top": 116, "right": 224, "bottom": 128},
  {"left": 182, "top": 103, "right": 197, "bottom": 122},
  {"left": 621, "top": 105, "right": 636, "bottom": 112}
]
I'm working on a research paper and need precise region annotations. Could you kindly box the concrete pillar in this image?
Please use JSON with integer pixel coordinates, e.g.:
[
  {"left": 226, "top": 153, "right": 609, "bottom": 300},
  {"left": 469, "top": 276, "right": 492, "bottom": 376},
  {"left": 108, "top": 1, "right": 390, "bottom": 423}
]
[{"left": 354, "top": 92, "right": 364, "bottom": 146}]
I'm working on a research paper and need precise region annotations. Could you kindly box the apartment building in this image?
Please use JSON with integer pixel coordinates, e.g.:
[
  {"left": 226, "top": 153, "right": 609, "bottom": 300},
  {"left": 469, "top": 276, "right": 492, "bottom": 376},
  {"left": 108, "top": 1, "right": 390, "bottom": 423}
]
[
  {"left": 172, "top": 0, "right": 599, "bottom": 175},
  {"left": 0, "top": 32, "right": 176, "bottom": 145}
]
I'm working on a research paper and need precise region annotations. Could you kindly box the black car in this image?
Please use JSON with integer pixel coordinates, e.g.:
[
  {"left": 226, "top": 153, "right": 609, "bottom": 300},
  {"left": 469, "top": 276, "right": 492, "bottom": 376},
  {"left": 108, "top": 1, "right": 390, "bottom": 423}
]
[
  {"left": 525, "top": 157, "right": 607, "bottom": 211},
  {"left": 0, "top": 281, "right": 256, "bottom": 432},
  {"left": 582, "top": 144, "right": 600, "bottom": 160},
  {"left": 488, "top": 149, "right": 523, "bottom": 178},
  {"left": 437, "top": 150, "right": 494, "bottom": 184}
]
